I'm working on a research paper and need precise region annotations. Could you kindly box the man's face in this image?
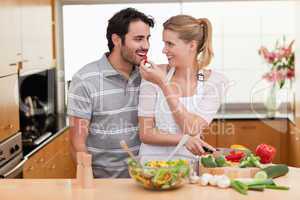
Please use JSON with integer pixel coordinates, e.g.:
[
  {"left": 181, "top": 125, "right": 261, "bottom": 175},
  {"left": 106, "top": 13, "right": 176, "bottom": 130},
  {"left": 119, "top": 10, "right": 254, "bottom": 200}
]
[{"left": 120, "top": 20, "right": 151, "bottom": 66}]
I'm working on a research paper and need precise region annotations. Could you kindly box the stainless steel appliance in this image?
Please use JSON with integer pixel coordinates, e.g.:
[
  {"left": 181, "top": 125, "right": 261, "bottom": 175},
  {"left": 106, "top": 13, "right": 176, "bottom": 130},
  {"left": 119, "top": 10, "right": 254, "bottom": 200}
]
[{"left": 0, "top": 132, "right": 24, "bottom": 178}]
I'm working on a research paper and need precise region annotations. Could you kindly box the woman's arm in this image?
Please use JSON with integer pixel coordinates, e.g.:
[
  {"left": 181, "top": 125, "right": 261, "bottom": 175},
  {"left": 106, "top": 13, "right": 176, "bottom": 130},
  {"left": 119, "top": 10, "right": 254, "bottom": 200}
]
[
  {"left": 139, "top": 116, "right": 216, "bottom": 154},
  {"left": 159, "top": 83, "right": 209, "bottom": 136},
  {"left": 139, "top": 116, "right": 183, "bottom": 146},
  {"left": 140, "top": 64, "right": 208, "bottom": 136}
]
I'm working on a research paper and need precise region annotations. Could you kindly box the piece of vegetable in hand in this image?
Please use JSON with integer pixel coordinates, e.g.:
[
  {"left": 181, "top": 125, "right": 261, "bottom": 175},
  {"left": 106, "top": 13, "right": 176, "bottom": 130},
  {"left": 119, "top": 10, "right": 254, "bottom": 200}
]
[
  {"left": 255, "top": 144, "right": 276, "bottom": 164},
  {"left": 142, "top": 55, "right": 148, "bottom": 64}
]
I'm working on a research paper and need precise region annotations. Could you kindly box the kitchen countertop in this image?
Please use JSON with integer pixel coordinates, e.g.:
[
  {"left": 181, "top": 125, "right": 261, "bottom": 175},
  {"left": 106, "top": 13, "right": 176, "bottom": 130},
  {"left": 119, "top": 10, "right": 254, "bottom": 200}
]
[
  {"left": 22, "top": 110, "right": 293, "bottom": 159},
  {"left": 1, "top": 167, "right": 300, "bottom": 200}
]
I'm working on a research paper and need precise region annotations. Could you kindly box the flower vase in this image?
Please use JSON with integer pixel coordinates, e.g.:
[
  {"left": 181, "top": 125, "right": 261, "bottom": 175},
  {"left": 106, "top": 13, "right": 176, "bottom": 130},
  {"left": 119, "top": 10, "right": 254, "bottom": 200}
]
[{"left": 264, "top": 83, "right": 279, "bottom": 115}]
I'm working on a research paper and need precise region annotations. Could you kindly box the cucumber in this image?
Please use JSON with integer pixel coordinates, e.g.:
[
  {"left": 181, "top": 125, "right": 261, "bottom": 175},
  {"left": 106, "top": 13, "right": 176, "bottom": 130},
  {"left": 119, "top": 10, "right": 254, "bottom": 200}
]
[
  {"left": 201, "top": 155, "right": 217, "bottom": 168},
  {"left": 215, "top": 155, "right": 227, "bottom": 167},
  {"left": 262, "top": 164, "right": 289, "bottom": 179}
]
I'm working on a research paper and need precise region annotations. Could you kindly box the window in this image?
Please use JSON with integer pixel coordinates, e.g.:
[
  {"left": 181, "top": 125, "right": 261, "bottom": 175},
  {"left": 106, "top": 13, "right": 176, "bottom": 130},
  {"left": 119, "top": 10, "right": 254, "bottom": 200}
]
[{"left": 63, "top": 1, "right": 296, "bottom": 104}]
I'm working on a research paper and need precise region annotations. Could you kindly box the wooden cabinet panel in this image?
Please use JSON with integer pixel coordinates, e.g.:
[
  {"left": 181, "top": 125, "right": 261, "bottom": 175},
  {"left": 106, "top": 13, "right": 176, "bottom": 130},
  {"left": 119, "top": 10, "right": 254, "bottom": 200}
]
[
  {"left": 23, "top": 128, "right": 76, "bottom": 178},
  {"left": 0, "top": 0, "right": 54, "bottom": 77},
  {"left": 287, "top": 120, "right": 300, "bottom": 167},
  {"left": 20, "top": 0, "right": 53, "bottom": 74},
  {"left": 217, "top": 119, "right": 288, "bottom": 164},
  {"left": 202, "top": 120, "right": 223, "bottom": 147},
  {"left": 0, "top": 74, "right": 20, "bottom": 141},
  {"left": 0, "top": 0, "right": 21, "bottom": 77}
]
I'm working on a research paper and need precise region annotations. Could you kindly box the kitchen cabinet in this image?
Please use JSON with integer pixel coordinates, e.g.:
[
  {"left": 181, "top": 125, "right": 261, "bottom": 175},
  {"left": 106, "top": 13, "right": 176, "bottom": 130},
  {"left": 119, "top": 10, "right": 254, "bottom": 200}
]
[
  {"left": 215, "top": 119, "right": 288, "bottom": 164},
  {"left": 0, "top": 74, "right": 20, "bottom": 142},
  {"left": 202, "top": 120, "right": 220, "bottom": 147},
  {"left": 0, "top": 0, "right": 21, "bottom": 77},
  {"left": 287, "top": 120, "right": 300, "bottom": 167},
  {"left": 23, "top": 128, "right": 76, "bottom": 178},
  {"left": 20, "top": 0, "right": 54, "bottom": 74},
  {"left": 0, "top": 0, "right": 55, "bottom": 77}
]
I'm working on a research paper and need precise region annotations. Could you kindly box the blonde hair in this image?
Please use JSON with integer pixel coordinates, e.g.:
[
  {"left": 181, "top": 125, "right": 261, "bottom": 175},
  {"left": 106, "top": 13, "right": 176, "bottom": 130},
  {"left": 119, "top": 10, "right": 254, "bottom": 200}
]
[{"left": 163, "top": 15, "right": 213, "bottom": 69}]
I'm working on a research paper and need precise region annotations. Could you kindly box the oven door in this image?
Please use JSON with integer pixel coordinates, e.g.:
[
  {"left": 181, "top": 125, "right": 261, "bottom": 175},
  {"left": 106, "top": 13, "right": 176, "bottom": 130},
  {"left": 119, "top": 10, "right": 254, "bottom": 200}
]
[{"left": 0, "top": 153, "right": 26, "bottom": 178}]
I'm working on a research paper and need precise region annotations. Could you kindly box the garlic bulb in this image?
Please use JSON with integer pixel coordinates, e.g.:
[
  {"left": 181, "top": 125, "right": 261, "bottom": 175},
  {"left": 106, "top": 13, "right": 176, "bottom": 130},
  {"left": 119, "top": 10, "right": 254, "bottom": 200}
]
[{"left": 216, "top": 175, "right": 231, "bottom": 188}]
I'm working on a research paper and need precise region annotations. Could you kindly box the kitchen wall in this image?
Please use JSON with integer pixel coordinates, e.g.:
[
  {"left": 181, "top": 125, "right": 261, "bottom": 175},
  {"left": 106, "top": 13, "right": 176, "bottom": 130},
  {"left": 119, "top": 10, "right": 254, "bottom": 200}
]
[{"left": 62, "top": 0, "right": 296, "bottom": 106}]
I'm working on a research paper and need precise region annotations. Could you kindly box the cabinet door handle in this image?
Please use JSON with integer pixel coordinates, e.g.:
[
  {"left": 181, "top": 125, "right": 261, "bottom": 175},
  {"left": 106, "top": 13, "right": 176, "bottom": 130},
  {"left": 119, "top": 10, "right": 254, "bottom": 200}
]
[
  {"left": 240, "top": 126, "right": 256, "bottom": 130},
  {"left": 0, "top": 124, "right": 13, "bottom": 130},
  {"left": 9, "top": 63, "right": 17, "bottom": 66}
]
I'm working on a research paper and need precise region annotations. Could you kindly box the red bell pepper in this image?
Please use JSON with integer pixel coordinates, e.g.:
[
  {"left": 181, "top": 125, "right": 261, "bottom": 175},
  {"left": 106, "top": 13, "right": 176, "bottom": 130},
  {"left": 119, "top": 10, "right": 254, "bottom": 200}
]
[
  {"left": 255, "top": 144, "right": 276, "bottom": 164},
  {"left": 143, "top": 55, "right": 148, "bottom": 65},
  {"left": 225, "top": 151, "right": 245, "bottom": 162}
]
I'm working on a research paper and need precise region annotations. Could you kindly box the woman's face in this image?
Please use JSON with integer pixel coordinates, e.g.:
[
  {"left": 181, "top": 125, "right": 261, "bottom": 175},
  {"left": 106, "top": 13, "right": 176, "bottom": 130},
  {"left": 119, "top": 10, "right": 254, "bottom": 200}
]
[{"left": 162, "top": 29, "right": 195, "bottom": 68}]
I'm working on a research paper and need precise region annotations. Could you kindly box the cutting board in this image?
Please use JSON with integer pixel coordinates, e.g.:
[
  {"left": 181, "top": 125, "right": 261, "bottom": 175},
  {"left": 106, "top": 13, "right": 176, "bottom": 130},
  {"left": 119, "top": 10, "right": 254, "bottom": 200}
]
[{"left": 199, "top": 166, "right": 261, "bottom": 179}]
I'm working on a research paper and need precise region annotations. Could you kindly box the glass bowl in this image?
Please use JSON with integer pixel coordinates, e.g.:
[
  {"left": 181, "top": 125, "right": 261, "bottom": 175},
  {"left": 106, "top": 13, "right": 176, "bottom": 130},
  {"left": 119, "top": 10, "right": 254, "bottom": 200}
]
[{"left": 127, "top": 154, "right": 194, "bottom": 190}]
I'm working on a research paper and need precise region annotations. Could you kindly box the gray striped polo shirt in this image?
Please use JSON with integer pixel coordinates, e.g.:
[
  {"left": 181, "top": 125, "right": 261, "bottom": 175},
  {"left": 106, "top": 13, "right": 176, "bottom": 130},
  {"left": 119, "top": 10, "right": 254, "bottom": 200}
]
[{"left": 67, "top": 53, "right": 141, "bottom": 178}]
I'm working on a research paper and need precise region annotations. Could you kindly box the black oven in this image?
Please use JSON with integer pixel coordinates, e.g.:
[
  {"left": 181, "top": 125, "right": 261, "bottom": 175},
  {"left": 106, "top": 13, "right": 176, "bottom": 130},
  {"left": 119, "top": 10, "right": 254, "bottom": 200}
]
[{"left": 19, "top": 68, "right": 58, "bottom": 156}]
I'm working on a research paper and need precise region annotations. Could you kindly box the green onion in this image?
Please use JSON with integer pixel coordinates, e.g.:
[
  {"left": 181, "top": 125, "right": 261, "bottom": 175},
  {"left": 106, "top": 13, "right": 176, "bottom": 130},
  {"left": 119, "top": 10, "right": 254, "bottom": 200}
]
[
  {"left": 265, "top": 185, "right": 290, "bottom": 190},
  {"left": 231, "top": 180, "right": 248, "bottom": 195},
  {"left": 248, "top": 185, "right": 265, "bottom": 191}
]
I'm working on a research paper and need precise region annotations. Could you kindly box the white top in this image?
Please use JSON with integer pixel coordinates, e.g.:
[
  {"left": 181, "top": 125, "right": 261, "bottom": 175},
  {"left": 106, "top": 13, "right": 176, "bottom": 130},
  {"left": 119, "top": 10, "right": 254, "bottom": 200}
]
[{"left": 138, "top": 67, "right": 229, "bottom": 156}]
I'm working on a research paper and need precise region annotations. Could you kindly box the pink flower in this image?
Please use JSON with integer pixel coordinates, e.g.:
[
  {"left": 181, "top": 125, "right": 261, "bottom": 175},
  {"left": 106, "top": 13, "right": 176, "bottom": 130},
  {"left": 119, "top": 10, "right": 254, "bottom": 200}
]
[
  {"left": 287, "top": 68, "right": 295, "bottom": 79},
  {"left": 259, "top": 38, "right": 294, "bottom": 87}
]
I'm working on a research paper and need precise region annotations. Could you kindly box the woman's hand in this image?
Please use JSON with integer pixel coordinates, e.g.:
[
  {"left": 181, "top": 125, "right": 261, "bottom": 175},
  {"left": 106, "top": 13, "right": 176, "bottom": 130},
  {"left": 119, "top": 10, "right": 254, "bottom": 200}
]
[
  {"left": 185, "top": 135, "right": 216, "bottom": 156},
  {"left": 139, "top": 60, "right": 167, "bottom": 86}
]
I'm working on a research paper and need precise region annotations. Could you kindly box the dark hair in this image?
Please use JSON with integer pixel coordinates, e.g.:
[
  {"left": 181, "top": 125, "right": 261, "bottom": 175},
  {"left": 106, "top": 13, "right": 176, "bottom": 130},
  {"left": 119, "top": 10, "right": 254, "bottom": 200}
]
[{"left": 106, "top": 8, "right": 154, "bottom": 52}]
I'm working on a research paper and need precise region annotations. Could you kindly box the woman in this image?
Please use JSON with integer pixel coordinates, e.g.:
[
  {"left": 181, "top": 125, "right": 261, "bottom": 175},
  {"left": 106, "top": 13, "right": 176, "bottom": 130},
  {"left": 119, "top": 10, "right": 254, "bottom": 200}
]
[{"left": 138, "top": 15, "right": 229, "bottom": 157}]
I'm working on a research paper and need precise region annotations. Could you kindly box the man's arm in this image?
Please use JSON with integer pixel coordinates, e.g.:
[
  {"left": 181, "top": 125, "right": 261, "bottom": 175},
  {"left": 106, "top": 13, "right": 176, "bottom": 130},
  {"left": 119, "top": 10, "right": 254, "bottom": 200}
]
[{"left": 69, "top": 116, "right": 90, "bottom": 162}]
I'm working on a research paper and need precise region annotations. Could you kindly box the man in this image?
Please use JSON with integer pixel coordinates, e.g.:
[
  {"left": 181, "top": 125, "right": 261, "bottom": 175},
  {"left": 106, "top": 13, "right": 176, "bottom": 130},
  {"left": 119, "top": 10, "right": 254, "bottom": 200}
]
[{"left": 67, "top": 8, "right": 154, "bottom": 178}]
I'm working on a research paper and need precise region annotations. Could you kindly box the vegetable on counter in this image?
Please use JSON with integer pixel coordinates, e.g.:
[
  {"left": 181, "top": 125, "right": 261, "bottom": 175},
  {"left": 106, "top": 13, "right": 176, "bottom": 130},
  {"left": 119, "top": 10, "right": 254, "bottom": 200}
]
[
  {"left": 231, "top": 180, "right": 248, "bottom": 195},
  {"left": 255, "top": 144, "right": 276, "bottom": 164},
  {"left": 239, "top": 154, "right": 263, "bottom": 168},
  {"left": 262, "top": 164, "right": 289, "bottom": 179},
  {"left": 225, "top": 151, "right": 245, "bottom": 162},
  {"left": 199, "top": 173, "right": 231, "bottom": 188},
  {"left": 201, "top": 155, "right": 230, "bottom": 168},
  {"left": 231, "top": 177, "right": 290, "bottom": 195},
  {"left": 128, "top": 158, "right": 190, "bottom": 190},
  {"left": 201, "top": 155, "right": 217, "bottom": 168},
  {"left": 215, "top": 155, "right": 229, "bottom": 167}
]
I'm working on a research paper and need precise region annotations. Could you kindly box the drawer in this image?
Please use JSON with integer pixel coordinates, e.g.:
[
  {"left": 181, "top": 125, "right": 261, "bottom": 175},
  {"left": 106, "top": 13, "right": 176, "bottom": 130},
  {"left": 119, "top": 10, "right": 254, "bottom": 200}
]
[
  {"left": 217, "top": 120, "right": 288, "bottom": 163},
  {"left": 0, "top": 74, "right": 20, "bottom": 142}
]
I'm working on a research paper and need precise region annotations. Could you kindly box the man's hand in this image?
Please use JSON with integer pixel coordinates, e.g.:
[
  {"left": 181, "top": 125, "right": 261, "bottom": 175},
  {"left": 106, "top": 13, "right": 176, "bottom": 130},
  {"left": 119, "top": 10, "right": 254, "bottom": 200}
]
[
  {"left": 185, "top": 135, "right": 216, "bottom": 156},
  {"left": 139, "top": 60, "right": 167, "bottom": 87}
]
